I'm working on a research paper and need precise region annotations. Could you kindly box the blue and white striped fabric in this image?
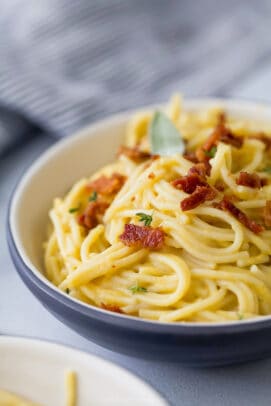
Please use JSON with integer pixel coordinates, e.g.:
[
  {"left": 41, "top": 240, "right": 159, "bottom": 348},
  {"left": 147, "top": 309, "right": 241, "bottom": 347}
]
[{"left": 1, "top": 0, "right": 271, "bottom": 155}]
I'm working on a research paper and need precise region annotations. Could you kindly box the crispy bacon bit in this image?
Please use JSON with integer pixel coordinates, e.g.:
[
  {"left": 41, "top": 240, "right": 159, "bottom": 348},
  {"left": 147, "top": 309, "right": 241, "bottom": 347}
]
[
  {"left": 187, "top": 157, "right": 211, "bottom": 176},
  {"left": 215, "top": 114, "right": 243, "bottom": 148},
  {"left": 172, "top": 174, "right": 206, "bottom": 194},
  {"left": 118, "top": 145, "right": 152, "bottom": 162},
  {"left": 181, "top": 185, "right": 216, "bottom": 211},
  {"left": 120, "top": 224, "right": 165, "bottom": 249},
  {"left": 200, "top": 114, "right": 226, "bottom": 153},
  {"left": 202, "top": 127, "right": 220, "bottom": 152},
  {"left": 236, "top": 171, "right": 267, "bottom": 188},
  {"left": 188, "top": 162, "right": 210, "bottom": 178},
  {"left": 87, "top": 173, "right": 126, "bottom": 195},
  {"left": 202, "top": 159, "right": 212, "bottom": 176},
  {"left": 264, "top": 201, "right": 271, "bottom": 227},
  {"left": 220, "top": 131, "right": 243, "bottom": 148},
  {"left": 183, "top": 152, "right": 199, "bottom": 163},
  {"left": 195, "top": 147, "right": 208, "bottom": 163},
  {"left": 172, "top": 162, "right": 211, "bottom": 194},
  {"left": 214, "top": 180, "right": 225, "bottom": 192},
  {"left": 78, "top": 200, "right": 109, "bottom": 229},
  {"left": 101, "top": 303, "right": 123, "bottom": 314},
  {"left": 216, "top": 197, "right": 264, "bottom": 234},
  {"left": 250, "top": 133, "right": 271, "bottom": 150},
  {"left": 196, "top": 121, "right": 243, "bottom": 163}
]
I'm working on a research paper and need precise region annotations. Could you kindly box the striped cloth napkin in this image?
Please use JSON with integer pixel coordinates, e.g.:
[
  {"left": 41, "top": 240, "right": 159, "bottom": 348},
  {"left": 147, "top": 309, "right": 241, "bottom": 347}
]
[{"left": 1, "top": 0, "right": 271, "bottom": 155}]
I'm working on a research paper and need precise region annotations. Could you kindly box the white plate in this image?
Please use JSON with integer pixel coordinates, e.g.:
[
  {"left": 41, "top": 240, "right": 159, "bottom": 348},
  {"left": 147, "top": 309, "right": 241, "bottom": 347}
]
[{"left": 0, "top": 337, "right": 167, "bottom": 405}]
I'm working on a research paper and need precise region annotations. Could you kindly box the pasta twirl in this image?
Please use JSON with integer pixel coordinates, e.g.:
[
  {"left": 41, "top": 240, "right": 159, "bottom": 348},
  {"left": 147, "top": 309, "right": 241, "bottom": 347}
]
[{"left": 44, "top": 95, "right": 271, "bottom": 323}]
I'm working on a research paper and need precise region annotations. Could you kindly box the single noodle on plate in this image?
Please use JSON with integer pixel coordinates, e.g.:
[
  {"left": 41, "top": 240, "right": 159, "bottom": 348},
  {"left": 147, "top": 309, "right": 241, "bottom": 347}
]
[{"left": 44, "top": 94, "right": 271, "bottom": 323}]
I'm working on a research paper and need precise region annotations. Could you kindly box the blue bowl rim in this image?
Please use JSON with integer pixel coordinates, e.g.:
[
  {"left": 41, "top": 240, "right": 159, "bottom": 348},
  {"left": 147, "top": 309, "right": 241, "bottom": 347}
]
[{"left": 7, "top": 97, "right": 271, "bottom": 337}]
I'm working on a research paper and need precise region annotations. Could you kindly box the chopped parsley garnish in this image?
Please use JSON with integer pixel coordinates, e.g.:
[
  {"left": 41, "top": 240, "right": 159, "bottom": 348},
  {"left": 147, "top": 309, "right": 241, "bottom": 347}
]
[
  {"left": 129, "top": 285, "right": 148, "bottom": 294},
  {"left": 89, "top": 191, "right": 98, "bottom": 201},
  {"left": 69, "top": 205, "right": 80, "bottom": 213},
  {"left": 237, "top": 312, "right": 244, "bottom": 320},
  {"left": 136, "top": 212, "right": 153, "bottom": 226},
  {"left": 205, "top": 146, "right": 217, "bottom": 158},
  {"left": 263, "top": 166, "right": 271, "bottom": 173},
  {"left": 65, "top": 288, "right": 70, "bottom": 294}
]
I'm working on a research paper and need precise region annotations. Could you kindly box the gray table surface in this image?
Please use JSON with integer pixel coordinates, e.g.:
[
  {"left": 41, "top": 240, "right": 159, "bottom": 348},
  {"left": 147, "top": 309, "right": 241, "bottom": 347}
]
[{"left": 2, "top": 74, "right": 271, "bottom": 406}]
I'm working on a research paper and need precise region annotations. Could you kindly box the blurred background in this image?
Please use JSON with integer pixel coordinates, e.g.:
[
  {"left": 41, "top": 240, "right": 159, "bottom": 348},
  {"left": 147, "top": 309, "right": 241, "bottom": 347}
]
[
  {"left": 2, "top": 2, "right": 271, "bottom": 404},
  {"left": 1, "top": 0, "right": 271, "bottom": 156}
]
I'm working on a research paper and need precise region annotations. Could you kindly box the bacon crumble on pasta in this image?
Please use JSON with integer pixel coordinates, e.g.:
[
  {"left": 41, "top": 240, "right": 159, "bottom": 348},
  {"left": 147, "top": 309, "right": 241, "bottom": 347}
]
[{"left": 44, "top": 95, "right": 271, "bottom": 322}]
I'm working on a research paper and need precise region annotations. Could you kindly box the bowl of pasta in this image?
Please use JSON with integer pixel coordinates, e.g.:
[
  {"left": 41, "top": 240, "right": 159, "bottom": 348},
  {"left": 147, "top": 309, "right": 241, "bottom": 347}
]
[
  {"left": 0, "top": 336, "right": 166, "bottom": 405},
  {"left": 7, "top": 94, "right": 271, "bottom": 366}
]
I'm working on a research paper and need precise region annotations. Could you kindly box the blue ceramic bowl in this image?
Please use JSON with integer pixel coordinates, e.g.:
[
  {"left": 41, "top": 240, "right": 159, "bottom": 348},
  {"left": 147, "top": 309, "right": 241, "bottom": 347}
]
[{"left": 7, "top": 98, "right": 271, "bottom": 366}]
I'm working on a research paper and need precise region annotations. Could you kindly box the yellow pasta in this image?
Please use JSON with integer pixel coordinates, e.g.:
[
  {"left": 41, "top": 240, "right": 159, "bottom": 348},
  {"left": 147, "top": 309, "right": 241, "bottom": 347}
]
[
  {"left": 44, "top": 94, "right": 271, "bottom": 322},
  {"left": 65, "top": 370, "right": 77, "bottom": 406}
]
